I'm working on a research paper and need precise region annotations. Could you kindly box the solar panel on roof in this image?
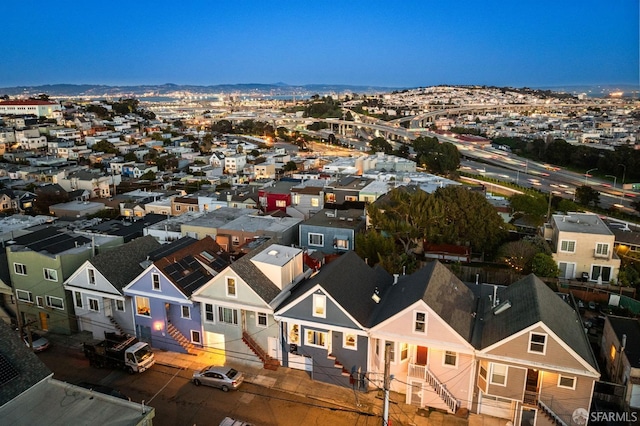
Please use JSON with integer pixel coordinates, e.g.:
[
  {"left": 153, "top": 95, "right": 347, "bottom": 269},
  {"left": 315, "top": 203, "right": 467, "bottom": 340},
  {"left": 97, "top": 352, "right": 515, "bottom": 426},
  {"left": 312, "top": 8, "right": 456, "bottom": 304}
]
[{"left": 0, "top": 353, "right": 19, "bottom": 386}]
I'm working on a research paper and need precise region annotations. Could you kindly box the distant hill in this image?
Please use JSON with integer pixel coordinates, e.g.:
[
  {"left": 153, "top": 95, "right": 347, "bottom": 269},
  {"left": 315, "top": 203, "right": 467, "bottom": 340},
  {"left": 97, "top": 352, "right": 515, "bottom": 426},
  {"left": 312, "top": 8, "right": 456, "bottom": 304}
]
[{"left": 0, "top": 83, "right": 400, "bottom": 98}]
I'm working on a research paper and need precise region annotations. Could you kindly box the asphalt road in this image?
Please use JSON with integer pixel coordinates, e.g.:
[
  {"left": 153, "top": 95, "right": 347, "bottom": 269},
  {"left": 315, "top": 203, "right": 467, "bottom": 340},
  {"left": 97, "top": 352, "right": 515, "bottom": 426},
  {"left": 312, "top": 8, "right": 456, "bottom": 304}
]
[{"left": 36, "top": 343, "right": 381, "bottom": 426}]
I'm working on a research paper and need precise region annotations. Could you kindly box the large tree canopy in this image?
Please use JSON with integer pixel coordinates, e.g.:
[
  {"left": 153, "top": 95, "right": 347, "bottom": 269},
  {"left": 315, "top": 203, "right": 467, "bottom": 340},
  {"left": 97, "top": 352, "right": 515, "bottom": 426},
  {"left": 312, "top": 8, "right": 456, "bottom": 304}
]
[{"left": 367, "top": 186, "right": 506, "bottom": 262}]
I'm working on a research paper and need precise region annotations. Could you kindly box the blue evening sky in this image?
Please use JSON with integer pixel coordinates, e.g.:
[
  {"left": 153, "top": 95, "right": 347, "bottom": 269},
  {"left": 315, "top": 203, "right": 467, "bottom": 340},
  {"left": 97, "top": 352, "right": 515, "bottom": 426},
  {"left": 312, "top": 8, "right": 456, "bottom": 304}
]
[{"left": 2, "top": 0, "right": 637, "bottom": 89}]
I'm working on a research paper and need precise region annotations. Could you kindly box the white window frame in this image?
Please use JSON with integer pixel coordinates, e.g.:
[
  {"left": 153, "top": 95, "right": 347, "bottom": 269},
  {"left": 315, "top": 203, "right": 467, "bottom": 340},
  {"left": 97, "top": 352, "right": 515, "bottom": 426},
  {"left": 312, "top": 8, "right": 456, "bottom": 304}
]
[
  {"left": 115, "top": 299, "right": 125, "bottom": 312},
  {"left": 135, "top": 296, "right": 151, "bottom": 317},
  {"left": 528, "top": 332, "right": 547, "bottom": 355},
  {"left": 414, "top": 311, "right": 427, "bottom": 334},
  {"left": 16, "top": 289, "right": 33, "bottom": 303},
  {"left": 343, "top": 332, "right": 357, "bottom": 350},
  {"left": 443, "top": 350, "right": 458, "bottom": 368},
  {"left": 181, "top": 305, "right": 190, "bottom": 319},
  {"left": 226, "top": 277, "right": 237, "bottom": 297},
  {"left": 87, "top": 268, "right": 96, "bottom": 285},
  {"left": 46, "top": 295, "right": 64, "bottom": 310},
  {"left": 204, "top": 303, "right": 215, "bottom": 323},
  {"left": 36, "top": 296, "right": 44, "bottom": 307},
  {"left": 88, "top": 297, "right": 100, "bottom": 313},
  {"left": 489, "top": 363, "right": 508, "bottom": 386},
  {"left": 190, "top": 330, "right": 201, "bottom": 344},
  {"left": 14, "top": 263, "right": 27, "bottom": 276},
  {"left": 152, "top": 273, "right": 161, "bottom": 291},
  {"left": 43, "top": 268, "right": 58, "bottom": 282},
  {"left": 558, "top": 375, "right": 576, "bottom": 390},
  {"left": 305, "top": 329, "right": 328, "bottom": 349},
  {"left": 218, "top": 306, "right": 238, "bottom": 325},
  {"left": 559, "top": 240, "right": 576, "bottom": 253},
  {"left": 308, "top": 232, "right": 324, "bottom": 247},
  {"left": 313, "top": 294, "right": 326, "bottom": 318},
  {"left": 590, "top": 264, "right": 612, "bottom": 282},
  {"left": 74, "top": 291, "right": 83, "bottom": 309},
  {"left": 256, "top": 312, "right": 267, "bottom": 328},
  {"left": 595, "top": 242, "right": 609, "bottom": 257},
  {"left": 334, "top": 238, "right": 349, "bottom": 250},
  {"left": 400, "top": 342, "right": 409, "bottom": 361}
]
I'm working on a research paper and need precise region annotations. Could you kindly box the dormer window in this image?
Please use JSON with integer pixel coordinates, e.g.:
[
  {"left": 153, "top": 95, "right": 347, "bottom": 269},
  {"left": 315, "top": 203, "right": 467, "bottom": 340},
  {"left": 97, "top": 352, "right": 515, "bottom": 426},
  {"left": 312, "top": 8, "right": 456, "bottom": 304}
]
[
  {"left": 529, "top": 332, "right": 547, "bottom": 354},
  {"left": 87, "top": 268, "right": 95, "bottom": 285},
  {"left": 152, "top": 273, "right": 161, "bottom": 291},
  {"left": 313, "top": 294, "right": 326, "bottom": 318}
]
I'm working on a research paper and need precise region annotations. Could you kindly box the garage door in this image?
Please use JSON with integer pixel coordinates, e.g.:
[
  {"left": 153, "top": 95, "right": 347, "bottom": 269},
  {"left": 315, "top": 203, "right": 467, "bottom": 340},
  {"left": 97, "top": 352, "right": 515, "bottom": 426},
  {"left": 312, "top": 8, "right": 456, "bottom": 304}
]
[
  {"left": 479, "top": 391, "right": 515, "bottom": 420},
  {"left": 288, "top": 353, "right": 312, "bottom": 372}
]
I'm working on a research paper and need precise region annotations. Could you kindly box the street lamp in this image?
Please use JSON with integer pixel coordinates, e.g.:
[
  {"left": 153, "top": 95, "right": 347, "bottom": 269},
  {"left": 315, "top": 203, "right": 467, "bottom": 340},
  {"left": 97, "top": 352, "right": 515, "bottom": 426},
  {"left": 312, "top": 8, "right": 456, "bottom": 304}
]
[
  {"left": 606, "top": 175, "right": 617, "bottom": 191},
  {"left": 619, "top": 164, "right": 627, "bottom": 203},
  {"left": 585, "top": 168, "right": 598, "bottom": 186}
]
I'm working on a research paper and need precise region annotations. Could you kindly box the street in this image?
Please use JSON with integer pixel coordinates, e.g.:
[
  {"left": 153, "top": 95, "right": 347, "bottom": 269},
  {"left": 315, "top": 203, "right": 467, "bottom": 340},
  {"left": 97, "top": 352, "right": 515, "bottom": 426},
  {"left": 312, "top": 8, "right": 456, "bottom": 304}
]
[{"left": 36, "top": 343, "right": 382, "bottom": 426}]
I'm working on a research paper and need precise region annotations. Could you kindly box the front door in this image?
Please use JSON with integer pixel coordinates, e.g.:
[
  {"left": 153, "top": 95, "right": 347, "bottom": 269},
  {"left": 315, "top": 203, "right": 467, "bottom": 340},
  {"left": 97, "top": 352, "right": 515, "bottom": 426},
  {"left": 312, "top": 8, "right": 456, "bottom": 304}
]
[
  {"left": 39, "top": 312, "right": 48, "bottom": 331},
  {"left": 104, "top": 298, "right": 112, "bottom": 317},
  {"left": 416, "top": 346, "right": 428, "bottom": 365},
  {"left": 524, "top": 369, "right": 540, "bottom": 405}
]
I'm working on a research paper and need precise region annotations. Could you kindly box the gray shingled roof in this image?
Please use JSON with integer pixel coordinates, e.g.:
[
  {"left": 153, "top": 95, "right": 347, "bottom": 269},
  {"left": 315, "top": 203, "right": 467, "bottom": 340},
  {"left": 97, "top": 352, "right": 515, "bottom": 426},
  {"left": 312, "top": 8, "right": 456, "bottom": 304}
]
[
  {"left": 276, "top": 251, "right": 393, "bottom": 327},
  {"left": 229, "top": 240, "right": 283, "bottom": 304},
  {"left": 478, "top": 274, "right": 598, "bottom": 370},
  {"left": 0, "top": 321, "right": 52, "bottom": 406},
  {"left": 371, "top": 261, "right": 477, "bottom": 341},
  {"left": 607, "top": 316, "right": 640, "bottom": 369},
  {"left": 90, "top": 236, "right": 162, "bottom": 291}
]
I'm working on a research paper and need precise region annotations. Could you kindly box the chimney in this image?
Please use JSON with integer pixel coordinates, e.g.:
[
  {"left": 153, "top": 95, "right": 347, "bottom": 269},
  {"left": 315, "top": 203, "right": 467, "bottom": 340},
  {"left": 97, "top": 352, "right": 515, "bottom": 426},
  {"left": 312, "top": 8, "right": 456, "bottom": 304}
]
[{"left": 492, "top": 285, "right": 498, "bottom": 308}]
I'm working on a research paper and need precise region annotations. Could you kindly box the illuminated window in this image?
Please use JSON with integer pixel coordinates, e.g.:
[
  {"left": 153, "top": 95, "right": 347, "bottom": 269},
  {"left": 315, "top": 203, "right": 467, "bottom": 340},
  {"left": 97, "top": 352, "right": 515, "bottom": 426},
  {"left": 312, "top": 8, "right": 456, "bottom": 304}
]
[
  {"left": 610, "top": 344, "right": 617, "bottom": 361},
  {"left": 343, "top": 333, "right": 357, "bottom": 350},
  {"left": 444, "top": 351, "right": 457, "bottom": 367},
  {"left": 136, "top": 296, "right": 150, "bottom": 316},
  {"left": 306, "top": 330, "right": 327, "bottom": 348},
  {"left": 490, "top": 363, "right": 508, "bottom": 386},
  {"left": 400, "top": 343, "right": 408, "bottom": 361},
  {"left": 289, "top": 324, "right": 300, "bottom": 344},
  {"left": 313, "top": 294, "right": 326, "bottom": 318},
  {"left": 226, "top": 277, "right": 236, "bottom": 297}
]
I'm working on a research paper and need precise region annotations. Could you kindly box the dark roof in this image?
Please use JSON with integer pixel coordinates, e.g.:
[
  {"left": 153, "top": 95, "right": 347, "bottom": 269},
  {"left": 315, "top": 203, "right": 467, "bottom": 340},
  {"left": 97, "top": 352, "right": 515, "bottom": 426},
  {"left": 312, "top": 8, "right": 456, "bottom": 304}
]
[
  {"left": 608, "top": 316, "right": 640, "bottom": 368},
  {"left": 371, "top": 261, "right": 476, "bottom": 341},
  {"left": 0, "top": 321, "right": 52, "bottom": 406},
  {"left": 476, "top": 274, "right": 598, "bottom": 369},
  {"left": 227, "top": 239, "right": 282, "bottom": 303},
  {"left": 277, "top": 251, "right": 392, "bottom": 327},
  {"left": 89, "top": 236, "right": 161, "bottom": 292},
  {"left": 148, "top": 236, "right": 198, "bottom": 261},
  {"left": 154, "top": 237, "right": 229, "bottom": 296},
  {"left": 12, "top": 226, "right": 91, "bottom": 255}
]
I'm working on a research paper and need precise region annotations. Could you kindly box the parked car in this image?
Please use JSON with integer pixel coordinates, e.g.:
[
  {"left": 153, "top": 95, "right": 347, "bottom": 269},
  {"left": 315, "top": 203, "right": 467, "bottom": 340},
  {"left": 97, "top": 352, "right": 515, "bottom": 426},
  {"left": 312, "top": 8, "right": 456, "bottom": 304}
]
[
  {"left": 192, "top": 365, "right": 244, "bottom": 391},
  {"left": 23, "top": 332, "right": 51, "bottom": 353},
  {"left": 588, "top": 301, "right": 597, "bottom": 310},
  {"left": 76, "top": 381, "right": 131, "bottom": 401}
]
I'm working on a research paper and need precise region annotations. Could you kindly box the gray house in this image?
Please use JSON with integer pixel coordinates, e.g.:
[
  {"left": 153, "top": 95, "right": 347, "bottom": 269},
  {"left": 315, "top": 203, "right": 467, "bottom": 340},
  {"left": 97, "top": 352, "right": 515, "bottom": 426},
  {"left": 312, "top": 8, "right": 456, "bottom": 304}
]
[
  {"left": 299, "top": 208, "right": 366, "bottom": 254},
  {"left": 274, "top": 251, "right": 392, "bottom": 389},
  {"left": 63, "top": 236, "right": 161, "bottom": 339}
]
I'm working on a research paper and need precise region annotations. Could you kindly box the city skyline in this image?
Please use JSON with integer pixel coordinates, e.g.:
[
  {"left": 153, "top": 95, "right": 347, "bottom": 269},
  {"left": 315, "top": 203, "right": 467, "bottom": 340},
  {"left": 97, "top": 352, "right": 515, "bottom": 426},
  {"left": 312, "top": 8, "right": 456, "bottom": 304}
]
[{"left": 1, "top": 0, "right": 638, "bottom": 89}]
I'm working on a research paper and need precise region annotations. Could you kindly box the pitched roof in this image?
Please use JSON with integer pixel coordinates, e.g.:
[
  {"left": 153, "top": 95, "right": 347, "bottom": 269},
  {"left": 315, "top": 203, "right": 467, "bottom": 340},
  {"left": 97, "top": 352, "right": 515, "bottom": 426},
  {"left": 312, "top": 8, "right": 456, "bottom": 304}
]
[
  {"left": 277, "top": 251, "right": 392, "bottom": 327},
  {"left": 0, "top": 321, "right": 52, "bottom": 406},
  {"left": 371, "top": 261, "right": 476, "bottom": 340},
  {"left": 226, "top": 239, "right": 283, "bottom": 303},
  {"left": 477, "top": 274, "right": 598, "bottom": 369},
  {"left": 89, "top": 236, "right": 162, "bottom": 291},
  {"left": 154, "top": 236, "right": 229, "bottom": 296},
  {"left": 607, "top": 316, "right": 640, "bottom": 368}
]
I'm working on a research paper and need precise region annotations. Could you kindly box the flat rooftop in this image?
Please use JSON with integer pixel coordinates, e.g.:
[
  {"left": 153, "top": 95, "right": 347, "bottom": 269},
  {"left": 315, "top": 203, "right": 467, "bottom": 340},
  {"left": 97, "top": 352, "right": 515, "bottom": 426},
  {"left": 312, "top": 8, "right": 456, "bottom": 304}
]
[{"left": 552, "top": 213, "right": 613, "bottom": 235}]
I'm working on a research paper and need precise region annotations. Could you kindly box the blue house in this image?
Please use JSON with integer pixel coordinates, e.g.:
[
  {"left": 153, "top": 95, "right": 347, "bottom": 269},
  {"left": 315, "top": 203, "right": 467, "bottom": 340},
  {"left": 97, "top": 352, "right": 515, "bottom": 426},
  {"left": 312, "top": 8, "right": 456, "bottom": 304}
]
[
  {"left": 274, "top": 251, "right": 391, "bottom": 389},
  {"left": 123, "top": 236, "right": 229, "bottom": 353}
]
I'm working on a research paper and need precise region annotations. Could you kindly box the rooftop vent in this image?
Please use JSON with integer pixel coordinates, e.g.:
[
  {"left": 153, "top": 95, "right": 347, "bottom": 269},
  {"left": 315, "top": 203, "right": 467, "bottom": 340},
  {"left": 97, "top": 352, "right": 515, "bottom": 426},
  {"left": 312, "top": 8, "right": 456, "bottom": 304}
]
[{"left": 493, "top": 300, "right": 512, "bottom": 315}]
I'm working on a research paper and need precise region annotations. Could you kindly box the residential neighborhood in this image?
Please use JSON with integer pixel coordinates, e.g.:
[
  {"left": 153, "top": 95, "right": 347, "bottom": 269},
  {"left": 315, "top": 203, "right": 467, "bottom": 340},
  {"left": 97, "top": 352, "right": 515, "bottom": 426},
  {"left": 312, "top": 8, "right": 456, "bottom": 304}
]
[{"left": 0, "top": 87, "right": 639, "bottom": 426}]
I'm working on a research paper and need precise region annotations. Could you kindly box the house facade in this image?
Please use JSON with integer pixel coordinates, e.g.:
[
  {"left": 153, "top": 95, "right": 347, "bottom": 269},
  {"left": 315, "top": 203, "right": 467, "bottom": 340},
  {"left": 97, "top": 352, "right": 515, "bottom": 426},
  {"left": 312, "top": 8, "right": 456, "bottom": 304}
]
[
  {"left": 63, "top": 236, "right": 161, "bottom": 339},
  {"left": 299, "top": 208, "right": 365, "bottom": 254},
  {"left": 192, "top": 241, "right": 307, "bottom": 369},
  {"left": 546, "top": 213, "right": 621, "bottom": 283}
]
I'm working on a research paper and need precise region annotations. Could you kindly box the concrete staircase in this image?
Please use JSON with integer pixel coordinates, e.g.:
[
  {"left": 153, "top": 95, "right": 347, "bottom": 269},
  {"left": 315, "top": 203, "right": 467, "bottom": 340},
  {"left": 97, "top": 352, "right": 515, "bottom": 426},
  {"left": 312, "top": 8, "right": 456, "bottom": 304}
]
[
  {"left": 107, "top": 315, "right": 126, "bottom": 335},
  {"left": 166, "top": 323, "right": 197, "bottom": 355},
  {"left": 242, "top": 331, "right": 279, "bottom": 370}
]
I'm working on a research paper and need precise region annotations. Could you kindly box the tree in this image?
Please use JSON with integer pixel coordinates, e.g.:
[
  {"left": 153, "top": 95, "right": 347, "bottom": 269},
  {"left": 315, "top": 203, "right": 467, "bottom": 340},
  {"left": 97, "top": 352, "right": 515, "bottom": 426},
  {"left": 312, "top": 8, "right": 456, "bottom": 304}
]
[
  {"left": 575, "top": 185, "right": 600, "bottom": 207},
  {"left": 531, "top": 253, "right": 561, "bottom": 278},
  {"left": 92, "top": 140, "right": 119, "bottom": 154},
  {"left": 369, "top": 137, "right": 392, "bottom": 154},
  {"left": 140, "top": 170, "right": 156, "bottom": 180},
  {"left": 284, "top": 161, "right": 297, "bottom": 172},
  {"left": 509, "top": 194, "right": 547, "bottom": 217},
  {"left": 498, "top": 240, "right": 538, "bottom": 273},
  {"left": 355, "top": 230, "right": 396, "bottom": 266}
]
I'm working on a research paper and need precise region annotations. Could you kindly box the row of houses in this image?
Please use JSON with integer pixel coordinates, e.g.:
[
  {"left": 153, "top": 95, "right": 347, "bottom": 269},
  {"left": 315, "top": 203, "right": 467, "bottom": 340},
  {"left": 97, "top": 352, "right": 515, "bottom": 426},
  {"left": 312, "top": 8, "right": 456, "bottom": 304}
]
[{"left": 3, "top": 218, "right": 599, "bottom": 425}]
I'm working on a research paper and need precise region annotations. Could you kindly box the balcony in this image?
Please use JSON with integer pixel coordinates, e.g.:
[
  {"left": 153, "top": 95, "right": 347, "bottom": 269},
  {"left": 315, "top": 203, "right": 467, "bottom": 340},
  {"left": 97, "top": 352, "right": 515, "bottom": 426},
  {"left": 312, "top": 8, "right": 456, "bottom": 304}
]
[{"left": 593, "top": 249, "right": 610, "bottom": 260}]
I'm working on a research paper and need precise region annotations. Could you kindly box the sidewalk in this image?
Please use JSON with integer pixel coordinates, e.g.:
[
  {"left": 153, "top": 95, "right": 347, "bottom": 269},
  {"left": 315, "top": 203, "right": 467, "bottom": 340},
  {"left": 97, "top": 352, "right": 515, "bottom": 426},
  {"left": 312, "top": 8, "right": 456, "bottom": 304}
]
[{"left": 48, "top": 331, "right": 472, "bottom": 425}]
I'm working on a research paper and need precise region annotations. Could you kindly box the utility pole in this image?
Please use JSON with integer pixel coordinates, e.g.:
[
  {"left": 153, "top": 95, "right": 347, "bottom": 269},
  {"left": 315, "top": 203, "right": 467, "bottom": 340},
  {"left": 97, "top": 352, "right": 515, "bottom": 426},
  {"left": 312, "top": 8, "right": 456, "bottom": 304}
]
[{"left": 382, "top": 342, "right": 391, "bottom": 426}]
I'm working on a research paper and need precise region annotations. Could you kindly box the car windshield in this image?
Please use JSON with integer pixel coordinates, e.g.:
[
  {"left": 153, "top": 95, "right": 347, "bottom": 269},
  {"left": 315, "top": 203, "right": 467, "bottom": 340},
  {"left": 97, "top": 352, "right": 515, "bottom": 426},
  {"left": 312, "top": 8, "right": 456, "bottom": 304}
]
[
  {"left": 134, "top": 346, "right": 152, "bottom": 362},
  {"left": 30, "top": 333, "right": 42, "bottom": 340},
  {"left": 226, "top": 369, "right": 238, "bottom": 379}
]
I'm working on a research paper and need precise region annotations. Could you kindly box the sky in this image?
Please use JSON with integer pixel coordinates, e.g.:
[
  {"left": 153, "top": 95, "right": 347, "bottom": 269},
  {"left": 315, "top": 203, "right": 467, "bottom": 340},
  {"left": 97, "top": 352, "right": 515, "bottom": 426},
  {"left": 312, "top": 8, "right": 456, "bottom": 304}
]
[{"left": 1, "top": 0, "right": 638, "bottom": 89}]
